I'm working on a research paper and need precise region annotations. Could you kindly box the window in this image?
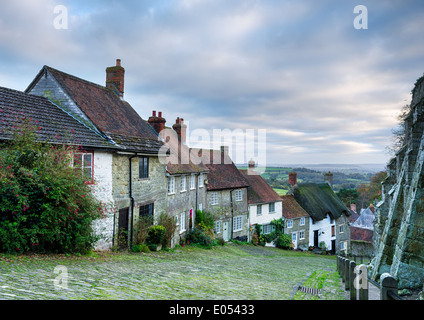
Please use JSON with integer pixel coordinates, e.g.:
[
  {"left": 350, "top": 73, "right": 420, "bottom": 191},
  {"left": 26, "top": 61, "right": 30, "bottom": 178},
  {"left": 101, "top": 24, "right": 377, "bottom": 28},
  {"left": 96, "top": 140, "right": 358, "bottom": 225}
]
[
  {"left": 198, "top": 173, "right": 204, "bottom": 188},
  {"left": 168, "top": 176, "right": 175, "bottom": 194},
  {"left": 139, "top": 203, "right": 154, "bottom": 221},
  {"left": 339, "top": 224, "right": 344, "bottom": 234},
  {"left": 180, "top": 212, "right": 186, "bottom": 233},
  {"left": 235, "top": 190, "right": 243, "bottom": 201},
  {"left": 198, "top": 203, "right": 203, "bottom": 211},
  {"left": 287, "top": 219, "right": 293, "bottom": 228},
  {"left": 214, "top": 221, "right": 221, "bottom": 234},
  {"left": 331, "top": 225, "right": 335, "bottom": 237},
  {"left": 139, "top": 157, "right": 149, "bottom": 179},
  {"left": 340, "top": 241, "right": 346, "bottom": 250},
  {"left": 190, "top": 174, "right": 195, "bottom": 190},
  {"left": 74, "top": 153, "right": 93, "bottom": 181},
  {"left": 233, "top": 216, "right": 243, "bottom": 232},
  {"left": 269, "top": 202, "right": 275, "bottom": 213},
  {"left": 211, "top": 192, "right": 218, "bottom": 205},
  {"left": 299, "top": 230, "right": 305, "bottom": 240},
  {"left": 300, "top": 217, "right": 305, "bottom": 226},
  {"left": 262, "top": 224, "right": 275, "bottom": 234},
  {"left": 180, "top": 175, "right": 186, "bottom": 192},
  {"left": 257, "top": 204, "right": 262, "bottom": 216}
]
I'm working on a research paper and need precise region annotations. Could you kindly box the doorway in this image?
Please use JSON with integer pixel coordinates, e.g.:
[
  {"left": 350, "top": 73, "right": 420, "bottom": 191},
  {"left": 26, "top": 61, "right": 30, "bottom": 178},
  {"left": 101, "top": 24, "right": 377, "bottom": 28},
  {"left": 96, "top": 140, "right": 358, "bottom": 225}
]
[
  {"left": 223, "top": 220, "right": 230, "bottom": 241},
  {"left": 313, "top": 230, "right": 319, "bottom": 247},
  {"left": 118, "top": 208, "right": 129, "bottom": 249}
]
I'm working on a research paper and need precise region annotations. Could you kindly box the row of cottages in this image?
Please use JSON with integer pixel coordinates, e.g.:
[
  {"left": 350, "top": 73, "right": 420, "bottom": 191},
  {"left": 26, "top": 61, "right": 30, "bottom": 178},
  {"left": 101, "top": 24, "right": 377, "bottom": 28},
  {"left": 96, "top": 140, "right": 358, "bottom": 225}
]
[
  {"left": 239, "top": 161, "right": 283, "bottom": 242},
  {"left": 23, "top": 60, "right": 172, "bottom": 250},
  {"left": 284, "top": 172, "right": 351, "bottom": 254}
]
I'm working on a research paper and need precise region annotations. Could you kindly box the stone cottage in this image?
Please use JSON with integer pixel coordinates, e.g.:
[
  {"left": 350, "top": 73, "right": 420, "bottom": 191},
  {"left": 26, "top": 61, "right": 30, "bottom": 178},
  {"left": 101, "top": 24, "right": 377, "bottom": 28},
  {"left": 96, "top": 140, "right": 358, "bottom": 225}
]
[
  {"left": 288, "top": 172, "right": 351, "bottom": 254},
  {"left": 350, "top": 205, "right": 374, "bottom": 260},
  {"left": 239, "top": 161, "right": 283, "bottom": 244},
  {"left": 25, "top": 60, "right": 167, "bottom": 250},
  {"left": 147, "top": 111, "right": 209, "bottom": 247},
  {"left": 281, "top": 194, "right": 310, "bottom": 250},
  {"left": 196, "top": 146, "right": 250, "bottom": 242}
]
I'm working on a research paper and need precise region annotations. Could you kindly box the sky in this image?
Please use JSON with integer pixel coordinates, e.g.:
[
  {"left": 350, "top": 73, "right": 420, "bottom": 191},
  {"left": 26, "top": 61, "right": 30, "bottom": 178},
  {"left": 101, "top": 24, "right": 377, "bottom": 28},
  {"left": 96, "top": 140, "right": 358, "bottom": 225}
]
[{"left": 1, "top": 0, "right": 424, "bottom": 166}]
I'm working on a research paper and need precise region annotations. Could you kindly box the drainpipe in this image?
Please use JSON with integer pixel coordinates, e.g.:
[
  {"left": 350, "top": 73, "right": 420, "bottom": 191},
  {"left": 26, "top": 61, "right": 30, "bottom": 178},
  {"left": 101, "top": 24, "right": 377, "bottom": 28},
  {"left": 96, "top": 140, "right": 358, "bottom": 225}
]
[
  {"left": 129, "top": 154, "right": 137, "bottom": 248},
  {"left": 194, "top": 173, "right": 199, "bottom": 230},
  {"left": 230, "top": 189, "right": 235, "bottom": 240}
]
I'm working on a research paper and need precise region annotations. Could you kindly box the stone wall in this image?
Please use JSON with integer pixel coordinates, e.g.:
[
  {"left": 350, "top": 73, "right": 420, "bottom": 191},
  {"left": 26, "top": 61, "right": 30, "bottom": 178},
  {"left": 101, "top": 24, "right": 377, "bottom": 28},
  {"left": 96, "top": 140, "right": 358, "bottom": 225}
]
[
  {"left": 206, "top": 188, "right": 249, "bottom": 241},
  {"left": 371, "top": 75, "right": 424, "bottom": 289}
]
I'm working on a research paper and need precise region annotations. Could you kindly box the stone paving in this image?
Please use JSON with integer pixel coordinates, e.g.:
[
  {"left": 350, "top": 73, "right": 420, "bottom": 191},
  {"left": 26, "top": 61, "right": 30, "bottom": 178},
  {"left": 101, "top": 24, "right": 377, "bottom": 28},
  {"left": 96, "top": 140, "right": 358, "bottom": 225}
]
[{"left": 0, "top": 244, "right": 346, "bottom": 300}]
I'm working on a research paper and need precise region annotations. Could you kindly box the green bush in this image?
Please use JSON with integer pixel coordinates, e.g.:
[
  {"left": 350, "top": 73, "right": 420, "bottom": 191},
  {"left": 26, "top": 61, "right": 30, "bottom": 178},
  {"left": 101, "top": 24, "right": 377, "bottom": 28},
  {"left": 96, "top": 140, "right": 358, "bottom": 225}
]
[
  {"left": 0, "top": 119, "right": 104, "bottom": 254},
  {"left": 185, "top": 227, "right": 214, "bottom": 249},
  {"left": 131, "top": 243, "right": 150, "bottom": 253},
  {"left": 146, "top": 225, "right": 166, "bottom": 245},
  {"left": 275, "top": 234, "right": 293, "bottom": 250}
]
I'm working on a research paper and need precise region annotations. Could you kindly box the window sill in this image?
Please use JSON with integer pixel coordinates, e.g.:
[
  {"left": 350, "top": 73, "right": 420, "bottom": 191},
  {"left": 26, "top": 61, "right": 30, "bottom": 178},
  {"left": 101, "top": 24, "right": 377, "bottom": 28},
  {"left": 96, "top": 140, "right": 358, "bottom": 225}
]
[
  {"left": 168, "top": 192, "right": 175, "bottom": 196},
  {"left": 180, "top": 190, "right": 187, "bottom": 193},
  {"left": 233, "top": 229, "right": 243, "bottom": 232}
]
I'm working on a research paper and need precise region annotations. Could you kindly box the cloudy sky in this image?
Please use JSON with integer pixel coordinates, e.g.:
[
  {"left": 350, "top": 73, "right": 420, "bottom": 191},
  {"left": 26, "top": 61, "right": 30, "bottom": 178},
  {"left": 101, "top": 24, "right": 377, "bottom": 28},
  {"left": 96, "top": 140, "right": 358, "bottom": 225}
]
[{"left": 1, "top": 0, "right": 424, "bottom": 166}]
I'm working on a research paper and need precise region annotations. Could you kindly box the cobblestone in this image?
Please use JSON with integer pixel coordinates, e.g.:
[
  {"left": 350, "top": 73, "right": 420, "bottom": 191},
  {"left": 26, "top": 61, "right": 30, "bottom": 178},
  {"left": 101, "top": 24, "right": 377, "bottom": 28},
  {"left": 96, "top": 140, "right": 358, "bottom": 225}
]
[{"left": 0, "top": 244, "right": 346, "bottom": 300}]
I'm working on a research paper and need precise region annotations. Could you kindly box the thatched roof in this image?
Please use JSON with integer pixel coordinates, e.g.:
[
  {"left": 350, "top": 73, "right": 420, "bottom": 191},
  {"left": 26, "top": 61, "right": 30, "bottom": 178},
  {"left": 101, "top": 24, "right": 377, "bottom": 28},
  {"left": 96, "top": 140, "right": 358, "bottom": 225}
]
[{"left": 292, "top": 183, "right": 349, "bottom": 222}]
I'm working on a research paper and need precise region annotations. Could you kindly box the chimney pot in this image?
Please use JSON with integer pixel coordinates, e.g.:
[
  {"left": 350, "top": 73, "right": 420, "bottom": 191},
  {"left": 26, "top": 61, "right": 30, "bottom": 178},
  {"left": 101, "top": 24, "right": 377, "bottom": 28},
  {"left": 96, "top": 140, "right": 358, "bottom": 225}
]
[
  {"left": 172, "top": 117, "right": 187, "bottom": 143},
  {"left": 116, "top": 59, "right": 121, "bottom": 66},
  {"left": 289, "top": 172, "right": 297, "bottom": 186},
  {"left": 152, "top": 110, "right": 156, "bottom": 117},
  {"left": 158, "top": 111, "right": 162, "bottom": 117},
  {"left": 148, "top": 110, "right": 166, "bottom": 134}
]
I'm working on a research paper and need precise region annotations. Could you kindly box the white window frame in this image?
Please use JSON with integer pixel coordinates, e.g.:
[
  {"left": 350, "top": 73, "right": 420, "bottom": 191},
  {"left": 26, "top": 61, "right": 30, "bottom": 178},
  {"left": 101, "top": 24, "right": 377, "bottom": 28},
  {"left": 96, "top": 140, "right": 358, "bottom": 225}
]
[
  {"left": 168, "top": 176, "right": 175, "bottom": 194},
  {"left": 180, "top": 175, "right": 186, "bottom": 192},
  {"left": 180, "top": 212, "right": 186, "bottom": 233},
  {"left": 269, "top": 202, "right": 275, "bottom": 213},
  {"left": 299, "top": 230, "right": 305, "bottom": 240},
  {"left": 262, "top": 223, "right": 275, "bottom": 235},
  {"left": 74, "top": 152, "right": 93, "bottom": 181},
  {"left": 287, "top": 219, "right": 293, "bottom": 228},
  {"left": 190, "top": 174, "right": 195, "bottom": 190},
  {"left": 235, "top": 190, "right": 242, "bottom": 202},
  {"left": 233, "top": 216, "right": 243, "bottom": 232},
  {"left": 300, "top": 217, "right": 305, "bottom": 226},
  {"left": 340, "top": 241, "right": 346, "bottom": 251},
  {"left": 339, "top": 224, "right": 344, "bottom": 234},
  {"left": 211, "top": 192, "right": 218, "bottom": 205},
  {"left": 198, "top": 173, "right": 204, "bottom": 188},
  {"left": 257, "top": 204, "right": 262, "bottom": 216},
  {"left": 214, "top": 221, "right": 221, "bottom": 234}
]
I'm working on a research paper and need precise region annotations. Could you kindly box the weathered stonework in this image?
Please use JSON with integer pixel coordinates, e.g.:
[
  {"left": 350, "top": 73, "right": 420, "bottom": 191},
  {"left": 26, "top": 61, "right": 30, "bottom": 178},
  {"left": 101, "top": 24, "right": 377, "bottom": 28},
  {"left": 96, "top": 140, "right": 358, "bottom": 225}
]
[
  {"left": 112, "top": 154, "right": 167, "bottom": 247},
  {"left": 371, "top": 75, "right": 424, "bottom": 289},
  {"left": 207, "top": 188, "right": 249, "bottom": 241}
]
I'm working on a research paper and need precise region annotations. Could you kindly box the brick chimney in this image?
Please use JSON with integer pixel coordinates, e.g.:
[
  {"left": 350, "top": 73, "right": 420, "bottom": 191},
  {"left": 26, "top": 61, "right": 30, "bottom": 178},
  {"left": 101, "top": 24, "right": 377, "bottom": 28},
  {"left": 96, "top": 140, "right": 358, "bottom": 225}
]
[
  {"left": 247, "top": 159, "right": 256, "bottom": 175},
  {"left": 172, "top": 117, "right": 187, "bottom": 143},
  {"left": 106, "top": 59, "right": 125, "bottom": 98},
  {"left": 324, "top": 171, "right": 334, "bottom": 189},
  {"left": 350, "top": 203, "right": 357, "bottom": 213},
  {"left": 148, "top": 110, "right": 166, "bottom": 134},
  {"left": 289, "top": 172, "right": 297, "bottom": 186}
]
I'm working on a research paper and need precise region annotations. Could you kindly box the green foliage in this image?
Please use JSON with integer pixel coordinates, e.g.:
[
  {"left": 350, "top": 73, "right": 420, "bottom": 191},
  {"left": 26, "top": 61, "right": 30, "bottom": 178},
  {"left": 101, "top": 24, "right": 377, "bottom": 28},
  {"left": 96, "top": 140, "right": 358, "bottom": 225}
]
[
  {"left": 146, "top": 225, "right": 166, "bottom": 245},
  {"left": 184, "top": 228, "right": 214, "bottom": 249},
  {"left": 336, "top": 188, "right": 359, "bottom": 207},
  {"left": 0, "top": 119, "right": 104, "bottom": 254},
  {"left": 157, "top": 212, "right": 176, "bottom": 248},
  {"left": 195, "top": 210, "right": 215, "bottom": 230},
  {"left": 251, "top": 218, "right": 292, "bottom": 250},
  {"left": 275, "top": 234, "right": 293, "bottom": 250},
  {"left": 131, "top": 243, "right": 150, "bottom": 253}
]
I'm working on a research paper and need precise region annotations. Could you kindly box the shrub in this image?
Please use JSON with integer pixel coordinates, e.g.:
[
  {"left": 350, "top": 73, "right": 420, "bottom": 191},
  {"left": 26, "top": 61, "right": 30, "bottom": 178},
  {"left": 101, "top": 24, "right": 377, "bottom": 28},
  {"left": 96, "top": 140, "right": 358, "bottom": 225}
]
[
  {"left": 184, "top": 228, "right": 214, "bottom": 249},
  {"left": 0, "top": 119, "right": 104, "bottom": 254},
  {"left": 275, "top": 234, "right": 293, "bottom": 250},
  {"left": 146, "top": 225, "right": 166, "bottom": 245},
  {"left": 157, "top": 212, "right": 177, "bottom": 248},
  {"left": 131, "top": 243, "right": 150, "bottom": 253},
  {"left": 135, "top": 215, "right": 153, "bottom": 245}
]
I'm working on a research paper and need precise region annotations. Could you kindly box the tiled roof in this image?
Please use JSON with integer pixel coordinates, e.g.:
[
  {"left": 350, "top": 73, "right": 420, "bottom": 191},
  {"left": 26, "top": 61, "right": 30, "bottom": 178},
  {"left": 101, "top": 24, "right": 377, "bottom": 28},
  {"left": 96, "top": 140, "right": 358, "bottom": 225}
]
[
  {"left": 27, "top": 66, "right": 162, "bottom": 154},
  {"left": 281, "top": 195, "right": 309, "bottom": 219},
  {"left": 0, "top": 86, "right": 116, "bottom": 149},
  {"left": 239, "top": 169, "right": 281, "bottom": 204},
  {"left": 195, "top": 148, "right": 250, "bottom": 190},
  {"left": 293, "top": 183, "right": 349, "bottom": 222},
  {"left": 350, "top": 226, "right": 373, "bottom": 243}
]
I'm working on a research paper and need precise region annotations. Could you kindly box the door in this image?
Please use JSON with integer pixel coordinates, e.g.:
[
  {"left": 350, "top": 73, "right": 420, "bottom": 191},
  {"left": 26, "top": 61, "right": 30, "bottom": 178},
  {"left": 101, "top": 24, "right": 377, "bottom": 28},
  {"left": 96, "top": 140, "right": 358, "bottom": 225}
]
[
  {"left": 331, "top": 240, "right": 336, "bottom": 255},
  {"left": 223, "top": 220, "right": 230, "bottom": 241},
  {"left": 118, "top": 208, "right": 129, "bottom": 249},
  {"left": 292, "top": 232, "right": 298, "bottom": 249},
  {"left": 313, "top": 230, "right": 319, "bottom": 247}
]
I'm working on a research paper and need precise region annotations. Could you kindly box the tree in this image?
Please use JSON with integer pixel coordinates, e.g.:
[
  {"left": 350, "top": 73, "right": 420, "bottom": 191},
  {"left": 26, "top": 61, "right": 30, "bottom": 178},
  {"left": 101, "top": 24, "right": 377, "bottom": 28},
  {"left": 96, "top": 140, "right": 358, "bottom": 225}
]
[
  {"left": 0, "top": 119, "right": 104, "bottom": 254},
  {"left": 355, "top": 171, "right": 387, "bottom": 209},
  {"left": 336, "top": 188, "right": 359, "bottom": 207}
]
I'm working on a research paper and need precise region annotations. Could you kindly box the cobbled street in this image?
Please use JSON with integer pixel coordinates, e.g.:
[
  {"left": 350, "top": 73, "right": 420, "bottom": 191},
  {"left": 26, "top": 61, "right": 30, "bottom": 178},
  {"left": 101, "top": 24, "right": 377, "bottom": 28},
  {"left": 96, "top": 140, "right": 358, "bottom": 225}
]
[{"left": 0, "top": 244, "right": 346, "bottom": 300}]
